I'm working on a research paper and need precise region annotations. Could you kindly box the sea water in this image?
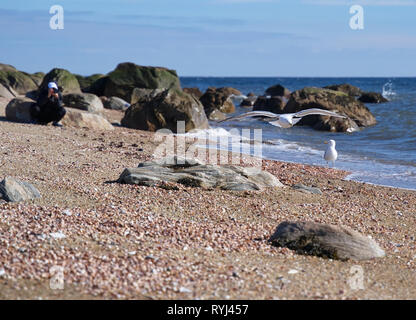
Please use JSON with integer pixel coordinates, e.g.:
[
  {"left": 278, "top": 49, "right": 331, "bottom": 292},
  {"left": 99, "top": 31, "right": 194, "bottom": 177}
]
[{"left": 180, "top": 77, "right": 416, "bottom": 190}]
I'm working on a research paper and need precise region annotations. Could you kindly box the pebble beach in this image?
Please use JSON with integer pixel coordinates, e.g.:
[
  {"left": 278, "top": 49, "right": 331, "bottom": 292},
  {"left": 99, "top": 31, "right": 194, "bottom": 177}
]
[{"left": 1, "top": 104, "right": 415, "bottom": 300}]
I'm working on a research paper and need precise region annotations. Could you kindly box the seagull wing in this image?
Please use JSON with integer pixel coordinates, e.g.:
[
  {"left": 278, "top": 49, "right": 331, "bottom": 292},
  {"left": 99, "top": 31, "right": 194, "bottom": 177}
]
[
  {"left": 293, "top": 108, "right": 346, "bottom": 119},
  {"left": 218, "top": 111, "right": 279, "bottom": 123}
]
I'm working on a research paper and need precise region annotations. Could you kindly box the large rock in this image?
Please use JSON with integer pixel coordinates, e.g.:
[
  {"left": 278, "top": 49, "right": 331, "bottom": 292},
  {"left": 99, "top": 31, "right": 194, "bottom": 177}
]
[
  {"left": 75, "top": 74, "right": 105, "bottom": 91},
  {"left": 28, "top": 72, "right": 45, "bottom": 87},
  {"left": 121, "top": 89, "right": 209, "bottom": 133},
  {"left": 284, "top": 87, "right": 376, "bottom": 132},
  {"left": 63, "top": 93, "right": 104, "bottom": 114},
  {"left": 358, "top": 92, "right": 389, "bottom": 104},
  {"left": 219, "top": 87, "right": 242, "bottom": 97},
  {"left": 199, "top": 87, "right": 236, "bottom": 120},
  {"left": 0, "top": 64, "right": 38, "bottom": 95},
  {"left": 61, "top": 108, "right": 114, "bottom": 130},
  {"left": 269, "top": 221, "right": 385, "bottom": 261},
  {"left": 40, "top": 68, "right": 81, "bottom": 94},
  {"left": 117, "top": 157, "right": 283, "bottom": 191},
  {"left": 103, "top": 96, "right": 130, "bottom": 111},
  {"left": 84, "top": 76, "right": 109, "bottom": 97},
  {"left": 0, "top": 177, "right": 41, "bottom": 202},
  {"left": 5, "top": 97, "right": 35, "bottom": 123},
  {"left": 324, "top": 83, "right": 363, "bottom": 97},
  {"left": 253, "top": 96, "right": 285, "bottom": 113},
  {"left": 102, "top": 62, "right": 181, "bottom": 102},
  {"left": 0, "top": 83, "right": 16, "bottom": 99},
  {"left": 265, "top": 84, "right": 291, "bottom": 98},
  {"left": 130, "top": 88, "right": 164, "bottom": 105},
  {"left": 183, "top": 87, "right": 203, "bottom": 99}
]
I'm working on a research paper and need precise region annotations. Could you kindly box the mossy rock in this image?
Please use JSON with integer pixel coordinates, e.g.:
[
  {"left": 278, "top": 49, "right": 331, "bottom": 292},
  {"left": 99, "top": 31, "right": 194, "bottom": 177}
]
[
  {"left": 0, "top": 65, "right": 38, "bottom": 95},
  {"left": 302, "top": 87, "right": 348, "bottom": 97},
  {"left": 121, "top": 88, "right": 209, "bottom": 133},
  {"left": 103, "top": 62, "right": 181, "bottom": 102},
  {"left": 28, "top": 72, "right": 45, "bottom": 87},
  {"left": 40, "top": 68, "right": 81, "bottom": 94},
  {"left": 324, "top": 83, "right": 363, "bottom": 97},
  {"left": 75, "top": 73, "right": 105, "bottom": 91},
  {"left": 84, "top": 76, "right": 109, "bottom": 97}
]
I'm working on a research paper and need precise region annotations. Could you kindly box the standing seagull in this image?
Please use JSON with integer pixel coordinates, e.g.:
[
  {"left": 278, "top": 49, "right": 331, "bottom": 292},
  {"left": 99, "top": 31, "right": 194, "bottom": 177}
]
[
  {"left": 324, "top": 140, "right": 338, "bottom": 167},
  {"left": 218, "top": 108, "right": 346, "bottom": 129}
]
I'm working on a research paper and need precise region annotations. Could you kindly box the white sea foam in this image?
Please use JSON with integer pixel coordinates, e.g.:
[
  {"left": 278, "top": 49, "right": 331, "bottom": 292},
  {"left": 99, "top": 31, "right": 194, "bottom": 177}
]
[
  {"left": 182, "top": 127, "right": 233, "bottom": 139},
  {"left": 382, "top": 80, "right": 396, "bottom": 99},
  {"left": 229, "top": 94, "right": 247, "bottom": 105}
]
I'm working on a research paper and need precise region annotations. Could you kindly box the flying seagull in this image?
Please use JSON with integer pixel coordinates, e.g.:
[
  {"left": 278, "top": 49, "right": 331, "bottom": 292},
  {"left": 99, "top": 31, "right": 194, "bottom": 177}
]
[
  {"left": 324, "top": 139, "right": 338, "bottom": 167},
  {"left": 218, "top": 108, "right": 347, "bottom": 129}
]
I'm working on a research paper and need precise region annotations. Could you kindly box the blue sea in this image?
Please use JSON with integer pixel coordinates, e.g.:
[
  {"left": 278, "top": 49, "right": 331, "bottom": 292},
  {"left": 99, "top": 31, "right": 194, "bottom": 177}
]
[{"left": 180, "top": 77, "right": 416, "bottom": 190}]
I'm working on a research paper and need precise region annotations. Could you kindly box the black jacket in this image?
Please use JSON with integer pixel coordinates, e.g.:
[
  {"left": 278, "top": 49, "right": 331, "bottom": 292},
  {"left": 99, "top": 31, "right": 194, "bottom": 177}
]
[{"left": 37, "top": 89, "right": 63, "bottom": 110}]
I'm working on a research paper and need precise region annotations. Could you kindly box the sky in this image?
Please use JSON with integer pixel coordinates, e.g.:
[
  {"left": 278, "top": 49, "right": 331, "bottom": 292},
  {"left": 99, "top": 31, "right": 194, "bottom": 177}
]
[{"left": 0, "top": 0, "right": 415, "bottom": 77}]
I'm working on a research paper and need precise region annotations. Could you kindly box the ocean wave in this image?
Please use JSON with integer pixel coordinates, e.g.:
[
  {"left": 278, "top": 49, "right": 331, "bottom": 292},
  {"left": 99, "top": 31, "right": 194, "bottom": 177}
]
[{"left": 382, "top": 80, "right": 396, "bottom": 99}]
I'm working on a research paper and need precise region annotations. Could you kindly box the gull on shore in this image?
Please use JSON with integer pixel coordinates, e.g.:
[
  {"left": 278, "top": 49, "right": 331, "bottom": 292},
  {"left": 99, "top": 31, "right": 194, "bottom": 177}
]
[
  {"left": 218, "top": 108, "right": 347, "bottom": 129},
  {"left": 324, "top": 139, "right": 338, "bottom": 167}
]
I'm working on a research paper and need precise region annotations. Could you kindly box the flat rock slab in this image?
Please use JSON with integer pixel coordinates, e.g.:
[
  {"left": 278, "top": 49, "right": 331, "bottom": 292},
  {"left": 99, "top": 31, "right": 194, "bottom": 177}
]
[
  {"left": 0, "top": 177, "right": 41, "bottom": 202},
  {"left": 269, "top": 221, "right": 385, "bottom": 261},
  {"left": 118, "top": 157, "right": 283, "bottom": 191}
]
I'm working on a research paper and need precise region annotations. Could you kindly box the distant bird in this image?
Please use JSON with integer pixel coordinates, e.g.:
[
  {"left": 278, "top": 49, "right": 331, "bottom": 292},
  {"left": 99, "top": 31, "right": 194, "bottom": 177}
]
[
  {"left": 218, "top": 108, "right": 346, "bottom": 129},
  {"left": 324, "top": 139, "right": 338, "bottom": 167}
]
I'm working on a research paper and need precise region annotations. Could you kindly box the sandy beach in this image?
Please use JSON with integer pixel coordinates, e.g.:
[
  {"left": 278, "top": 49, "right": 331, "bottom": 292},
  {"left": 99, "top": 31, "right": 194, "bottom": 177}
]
[{"left": 0, "top": 103, "right": 415, "bottom": 300}]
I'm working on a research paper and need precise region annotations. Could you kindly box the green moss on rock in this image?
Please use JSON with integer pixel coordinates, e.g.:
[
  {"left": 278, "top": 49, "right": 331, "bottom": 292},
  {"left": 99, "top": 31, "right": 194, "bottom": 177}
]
[{"left": 40, "top": 68, "right": 81, "bottom": 94}]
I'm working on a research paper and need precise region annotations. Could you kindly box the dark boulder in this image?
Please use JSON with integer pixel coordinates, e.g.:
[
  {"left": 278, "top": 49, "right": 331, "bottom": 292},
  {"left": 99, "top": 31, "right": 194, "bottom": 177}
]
[
  {"left": 199, "top": 87, "right": 236, "bottom": 120},
  {"left": 240, "top": 98, "right": 254, "bottom": 107},
  {"left": 62, "top": 93, "right": 104, "bottom": 114},
  {"left": 84, "top": 76, "right": 110, "bottom": 97},
  {"left": 253, "top": 96, "right": 285, "bottom": 113},
  {"left": 284, "top": 87, "right": 376, "bottom": 132},
  {"left": 102, "top": 62, "right": 181, "bottom": 102},
  {"left": 5, "top": 97, "right": 35, "bottom": 123},
  {"left": 121, "top": 89, "right": 209, "bottom": 133},
  {"left": 324, "top": 83, "right": 363, "bottom": 97},
  {"left": 75, "top": 73, "right": 105, "bottom": 92},
  {"left": 358, "top": 92, "right": 389, "bottom": 104},
  {"left": 183, "top": 87, "right": 203, "bottom": 99},
  {"left": 265, "top": 84, "right": 291, "bottom": 98}
]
